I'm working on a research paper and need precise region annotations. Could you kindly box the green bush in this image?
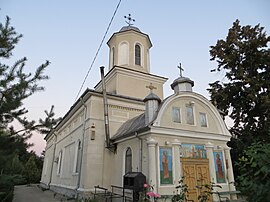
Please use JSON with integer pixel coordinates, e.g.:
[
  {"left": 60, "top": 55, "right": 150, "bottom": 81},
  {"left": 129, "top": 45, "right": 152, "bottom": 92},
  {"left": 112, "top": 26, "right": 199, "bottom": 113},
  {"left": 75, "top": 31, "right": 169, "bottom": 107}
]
[
  {"left": 237, "top": 142, "right": 270, "bottom": 202},
  {"left": 0, "top": 174, "right": 26, "bottom": 202}
]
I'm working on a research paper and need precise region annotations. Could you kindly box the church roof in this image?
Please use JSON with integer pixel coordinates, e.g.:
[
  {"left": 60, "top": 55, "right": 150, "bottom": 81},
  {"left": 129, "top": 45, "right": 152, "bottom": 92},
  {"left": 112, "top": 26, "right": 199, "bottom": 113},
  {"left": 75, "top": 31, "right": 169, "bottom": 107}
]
[
  {"left": 119, "top": 25, "right": 141, "bottom": 32},
  {"left": 170, "top": 76, "right": 194, "bottom": 89},
  {"left": 111, "top": 113, "right": 149, "bottom": 142},
  {"left": 143, "top": 92, "right": 161, "bottom": 102}
]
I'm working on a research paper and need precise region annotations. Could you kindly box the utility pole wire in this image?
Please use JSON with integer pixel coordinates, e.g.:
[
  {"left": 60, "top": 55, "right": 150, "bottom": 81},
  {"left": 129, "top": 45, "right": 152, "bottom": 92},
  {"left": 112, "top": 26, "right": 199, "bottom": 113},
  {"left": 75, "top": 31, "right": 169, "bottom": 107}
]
[{"left": 74, "top": 0, "right": 122, "bottom": 102}]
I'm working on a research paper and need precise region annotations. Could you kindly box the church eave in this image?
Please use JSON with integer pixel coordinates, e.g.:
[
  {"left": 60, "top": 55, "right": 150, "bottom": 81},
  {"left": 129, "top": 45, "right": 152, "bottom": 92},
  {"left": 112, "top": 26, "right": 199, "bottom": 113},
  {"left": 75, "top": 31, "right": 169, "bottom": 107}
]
[
  {"left": 94, "top": 65, "right": 168, "bottom": 90},
  {"left": 107, "top": 29, "right": 152, "bottom": 48}
]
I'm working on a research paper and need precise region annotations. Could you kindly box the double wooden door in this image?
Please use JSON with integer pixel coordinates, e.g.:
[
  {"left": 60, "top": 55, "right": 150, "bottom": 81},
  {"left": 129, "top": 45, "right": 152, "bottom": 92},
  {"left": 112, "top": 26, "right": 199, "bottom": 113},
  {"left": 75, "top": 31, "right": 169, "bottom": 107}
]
[{"left": 182, "top": 158, "right": 211, "bottom": 202}]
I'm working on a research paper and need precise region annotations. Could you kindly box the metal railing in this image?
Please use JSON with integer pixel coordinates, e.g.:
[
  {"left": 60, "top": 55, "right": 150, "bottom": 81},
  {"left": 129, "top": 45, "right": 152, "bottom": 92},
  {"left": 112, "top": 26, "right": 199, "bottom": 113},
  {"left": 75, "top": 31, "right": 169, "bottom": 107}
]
[{"left": 93, "top": 185, "right": 133, "bottom": 202}]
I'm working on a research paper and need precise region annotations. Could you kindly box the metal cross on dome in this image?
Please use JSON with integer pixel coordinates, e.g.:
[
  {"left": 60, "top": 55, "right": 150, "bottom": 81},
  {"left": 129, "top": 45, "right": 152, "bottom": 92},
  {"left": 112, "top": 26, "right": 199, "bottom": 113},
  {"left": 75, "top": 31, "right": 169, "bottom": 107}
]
[
  {"left": 124, "top": 14, "right": 135, "bottom": 26},
  {"left": 146, "top": 83, "right": 157, "bottom": 92},
  {"left": 178, "top": 63, "right": 184, "bottom": 77}
]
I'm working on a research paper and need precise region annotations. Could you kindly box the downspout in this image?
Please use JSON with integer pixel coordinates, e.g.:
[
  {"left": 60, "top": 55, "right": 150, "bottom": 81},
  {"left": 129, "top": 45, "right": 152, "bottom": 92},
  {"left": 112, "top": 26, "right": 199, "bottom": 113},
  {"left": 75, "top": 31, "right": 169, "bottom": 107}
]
[
  {"left": 48, "top": 130, "right": 57, "bottom": 189},
  {"left": 76, "top": 98, "right": 87, "bottom": 198},
  {"left": 100, "top": 66, "right": 113, "bottom": 151},
  {"left": 136, "top": 132, "right": 143, "bottom": 172}
]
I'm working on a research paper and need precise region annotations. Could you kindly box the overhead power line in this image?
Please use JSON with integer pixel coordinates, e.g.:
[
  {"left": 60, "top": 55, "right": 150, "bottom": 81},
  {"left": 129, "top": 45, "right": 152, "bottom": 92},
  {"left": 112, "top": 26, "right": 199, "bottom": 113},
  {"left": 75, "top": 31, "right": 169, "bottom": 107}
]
[{"left": 74, "top": 0, "right": 122, "bottom": 102}]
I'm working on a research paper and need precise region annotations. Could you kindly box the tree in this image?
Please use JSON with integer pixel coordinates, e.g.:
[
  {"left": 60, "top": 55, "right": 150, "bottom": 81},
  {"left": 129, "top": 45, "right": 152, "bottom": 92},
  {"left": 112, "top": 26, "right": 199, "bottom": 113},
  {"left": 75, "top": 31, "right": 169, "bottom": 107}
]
[
  {"left": 208, "top": 19, "right": 270, "bottom": 200},
  {"left": 23, "top": 155, "right": 41, "bottom": 183},
  {"left": 0, "top": 14, "right": 60, "bottom": 175}
]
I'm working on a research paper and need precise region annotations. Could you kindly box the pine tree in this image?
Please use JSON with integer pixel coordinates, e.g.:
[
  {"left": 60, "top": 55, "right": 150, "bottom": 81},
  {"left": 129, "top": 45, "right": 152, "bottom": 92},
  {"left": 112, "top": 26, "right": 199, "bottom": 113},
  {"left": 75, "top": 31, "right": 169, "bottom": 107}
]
[{"left": 0, "top": 15, "right": 60, "bottom": 175}]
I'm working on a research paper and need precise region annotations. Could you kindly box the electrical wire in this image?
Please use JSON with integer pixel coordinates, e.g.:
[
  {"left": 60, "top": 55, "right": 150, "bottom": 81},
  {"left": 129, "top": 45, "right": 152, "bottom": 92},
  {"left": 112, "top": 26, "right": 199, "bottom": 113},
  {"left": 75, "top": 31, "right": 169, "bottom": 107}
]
[{"left": 74, "top": 0, "right": 122, "bottom": 102}]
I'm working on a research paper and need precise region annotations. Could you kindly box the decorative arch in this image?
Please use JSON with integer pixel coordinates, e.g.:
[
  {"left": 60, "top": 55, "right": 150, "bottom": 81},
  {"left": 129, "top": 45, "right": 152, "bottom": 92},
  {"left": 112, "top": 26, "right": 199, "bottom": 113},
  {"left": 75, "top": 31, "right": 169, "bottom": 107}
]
[
  {"left": 153, "top": 92, "right": 231, "bottom": 136},
  {"left": 118, "top": 41, "right": 129, "bottom": 65}
]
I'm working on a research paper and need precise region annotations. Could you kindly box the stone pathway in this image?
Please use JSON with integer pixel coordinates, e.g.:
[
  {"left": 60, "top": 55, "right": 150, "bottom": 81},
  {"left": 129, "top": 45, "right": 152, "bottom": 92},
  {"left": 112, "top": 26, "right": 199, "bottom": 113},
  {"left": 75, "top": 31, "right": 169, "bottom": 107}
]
[{"left": 13, "top": 184, "right": 75, "bottom": 202}]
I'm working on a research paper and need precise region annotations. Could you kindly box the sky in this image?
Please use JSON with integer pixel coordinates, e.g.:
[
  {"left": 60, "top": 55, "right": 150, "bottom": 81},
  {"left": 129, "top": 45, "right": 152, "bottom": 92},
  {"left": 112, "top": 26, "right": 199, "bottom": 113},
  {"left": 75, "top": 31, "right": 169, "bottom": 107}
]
[{"left": 1, "top": 0, "right": 269, "bottom": 155}]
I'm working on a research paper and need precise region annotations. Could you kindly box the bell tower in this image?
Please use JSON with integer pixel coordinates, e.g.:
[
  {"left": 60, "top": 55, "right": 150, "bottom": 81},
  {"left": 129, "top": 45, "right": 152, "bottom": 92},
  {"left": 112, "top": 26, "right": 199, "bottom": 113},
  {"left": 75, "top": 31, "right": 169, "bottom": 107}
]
[
  {"left": 95, "top": 15, "right": 167, "bottom": 100},
  {"left": 107, "top": 14, "right": 152, "bottom": 73}
]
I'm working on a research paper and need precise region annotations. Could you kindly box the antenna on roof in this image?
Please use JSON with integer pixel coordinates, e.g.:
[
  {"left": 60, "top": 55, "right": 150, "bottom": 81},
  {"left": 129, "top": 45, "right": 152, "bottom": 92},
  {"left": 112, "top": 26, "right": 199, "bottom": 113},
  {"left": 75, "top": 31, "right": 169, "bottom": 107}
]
[{"left": 124, "top": 14, "right": 135, "bottom": 26}]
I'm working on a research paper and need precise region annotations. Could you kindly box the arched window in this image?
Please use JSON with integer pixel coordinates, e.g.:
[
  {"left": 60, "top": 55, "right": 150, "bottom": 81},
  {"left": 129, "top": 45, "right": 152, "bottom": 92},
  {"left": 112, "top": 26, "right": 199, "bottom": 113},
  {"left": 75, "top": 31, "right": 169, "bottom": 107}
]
[
  {"left": 74, "top": 140, "right": 81, "bottom": 173},
  {"left": 57, "top": 150, "right": 63, "bottom": 175},
  {"left": 112, "top": 47, "right": 115, "bottom": 67},
  {"left": 125, "top": 147, "right": 132, "bottom": 174},
  {"left": 135, "top": 44, "right": 141, "bottom": 66}
]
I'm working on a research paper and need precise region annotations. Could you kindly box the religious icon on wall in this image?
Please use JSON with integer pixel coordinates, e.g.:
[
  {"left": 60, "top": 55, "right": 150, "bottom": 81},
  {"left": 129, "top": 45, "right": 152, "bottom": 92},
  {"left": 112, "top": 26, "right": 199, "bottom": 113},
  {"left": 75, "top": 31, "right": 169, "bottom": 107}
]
[
  {"left": 159, "top": 147, "right": 173, "bottom": 185},
  {"left": 181, "top": 144, "right": 207, "bottom": 158},
  {"left": 213, "top": 151, "right": 226, "bottom": 183}
]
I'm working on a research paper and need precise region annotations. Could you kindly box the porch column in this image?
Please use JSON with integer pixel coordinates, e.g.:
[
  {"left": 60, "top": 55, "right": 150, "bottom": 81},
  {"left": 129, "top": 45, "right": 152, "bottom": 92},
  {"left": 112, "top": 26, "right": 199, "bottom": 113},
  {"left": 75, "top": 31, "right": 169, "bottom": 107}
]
[
  {"left": 224, "top": 146, "right": 236, "bottom": 192},
  {"left": 206, "top": 144, "right": 219, "bottom": 202},
  {"left": 172, "top": 139, "right": 182, "bottom": 184},
  {"left": 147, "top": 138, "right": 157, "bottom": 191},
  {"left": 205, "top": 144, "right": 216, "bottom": 183}
]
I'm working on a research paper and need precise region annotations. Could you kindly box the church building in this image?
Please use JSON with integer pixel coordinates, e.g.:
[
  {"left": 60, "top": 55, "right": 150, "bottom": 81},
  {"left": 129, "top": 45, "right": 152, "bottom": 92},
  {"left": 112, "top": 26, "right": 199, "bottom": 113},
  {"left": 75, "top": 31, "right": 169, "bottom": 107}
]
[{"left": 40, "top": 17, "right": 236, "bottom": 202}]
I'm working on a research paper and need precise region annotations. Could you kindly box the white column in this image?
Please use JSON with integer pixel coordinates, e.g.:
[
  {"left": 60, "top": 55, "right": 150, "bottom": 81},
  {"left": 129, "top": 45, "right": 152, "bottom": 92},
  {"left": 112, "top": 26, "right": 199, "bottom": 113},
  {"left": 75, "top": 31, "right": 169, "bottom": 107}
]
[
  {"left": 205, "top": 144, "right": 219, "bottom": 202},
  {"left": 147, "top": 138, "right": 157, "bottom": 191},
  {"left": 172, "top": 139, "right": 182, "bottom": 184},
  {"left": 205, "top": 144, "right": 216, "bottom": 183},
  {"left": 224, "top": 146, "right": 236, "bottom": 192}
]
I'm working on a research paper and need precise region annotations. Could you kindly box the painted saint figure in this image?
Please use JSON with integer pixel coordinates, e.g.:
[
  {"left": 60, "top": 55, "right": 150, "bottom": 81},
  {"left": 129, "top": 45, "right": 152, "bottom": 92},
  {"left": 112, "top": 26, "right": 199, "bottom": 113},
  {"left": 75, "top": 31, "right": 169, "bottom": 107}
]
[
  {"left": 216, "top": 153, "right": 224, "bottom": 180},
  {"left": 162, "top": 150, "right": 169, "bottom": 179}
]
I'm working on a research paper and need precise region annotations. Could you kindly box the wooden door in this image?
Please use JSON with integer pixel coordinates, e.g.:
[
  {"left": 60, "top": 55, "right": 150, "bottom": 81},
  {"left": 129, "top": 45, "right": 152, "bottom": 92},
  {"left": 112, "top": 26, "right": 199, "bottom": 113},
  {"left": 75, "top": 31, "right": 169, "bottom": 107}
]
[{"left": 182, "top": 158, "right": 211, "bottom": 202}]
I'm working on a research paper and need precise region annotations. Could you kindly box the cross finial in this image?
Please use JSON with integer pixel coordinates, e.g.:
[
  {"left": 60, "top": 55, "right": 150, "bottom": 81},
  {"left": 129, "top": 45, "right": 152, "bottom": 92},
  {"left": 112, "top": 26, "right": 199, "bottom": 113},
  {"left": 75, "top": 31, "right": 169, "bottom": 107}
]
[
  {"left": 177, "top": 63, "right": 184, "bottom": 77},
  {"left": 146, "top": 83, "right": 157, "bottom": 92},
  {"left": 124, "top": 14, "right": 135, "bottom": 26}
]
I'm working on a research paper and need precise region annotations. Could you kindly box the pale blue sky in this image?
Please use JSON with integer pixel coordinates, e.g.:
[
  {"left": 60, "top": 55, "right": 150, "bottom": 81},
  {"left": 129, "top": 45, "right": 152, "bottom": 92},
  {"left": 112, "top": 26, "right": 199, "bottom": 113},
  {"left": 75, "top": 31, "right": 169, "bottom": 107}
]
[{"left": 1, "top": 0, "right": 269, "bottom": 155}]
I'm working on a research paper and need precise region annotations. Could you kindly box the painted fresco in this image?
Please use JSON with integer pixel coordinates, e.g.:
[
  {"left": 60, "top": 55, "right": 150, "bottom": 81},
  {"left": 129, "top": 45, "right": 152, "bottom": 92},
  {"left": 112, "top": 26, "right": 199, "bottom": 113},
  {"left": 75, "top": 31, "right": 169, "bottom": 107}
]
[
  {"left": 181, "top": 144, "right": 207, "bottom": 158},
  {"left": 159, "top": 147, "right": 173, "bottom": 184},
  {"left": 213, "top": 151, "right": 226, "bottom": 183}
]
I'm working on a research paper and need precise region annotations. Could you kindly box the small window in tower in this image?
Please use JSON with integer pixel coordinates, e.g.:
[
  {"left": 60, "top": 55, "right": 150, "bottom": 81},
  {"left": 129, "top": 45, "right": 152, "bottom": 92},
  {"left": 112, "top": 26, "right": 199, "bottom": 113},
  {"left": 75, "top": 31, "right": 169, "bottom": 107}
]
[
  {"left": 112, "top": 47, "right": 115, "bottom": 67},
  {"left": 135, "top": 44, "right": 141, "bottom": 66}
]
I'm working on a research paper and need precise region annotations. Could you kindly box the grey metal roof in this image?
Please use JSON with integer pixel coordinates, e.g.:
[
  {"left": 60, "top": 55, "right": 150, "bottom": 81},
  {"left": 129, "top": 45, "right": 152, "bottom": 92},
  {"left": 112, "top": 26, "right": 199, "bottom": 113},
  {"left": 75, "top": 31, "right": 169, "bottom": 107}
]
[
  {"left": 143, "top": 92, "right": 161, "bottom": 102},
  {"left": 111, "top": 113, "right": 148, "bottom": 141},
  {"left": 119, "top": 25, "right": 141, "bottom": 32},
  {"left": 170, "top": 76, "right": 194, "bottom": 89}
]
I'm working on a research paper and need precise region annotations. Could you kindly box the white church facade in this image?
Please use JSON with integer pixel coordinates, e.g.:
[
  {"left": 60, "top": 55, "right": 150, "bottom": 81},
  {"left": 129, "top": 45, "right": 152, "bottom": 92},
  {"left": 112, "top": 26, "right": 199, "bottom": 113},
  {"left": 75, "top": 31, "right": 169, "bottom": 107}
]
[{"left": 40, "top": 21, "right": 236, "bottom": 202}]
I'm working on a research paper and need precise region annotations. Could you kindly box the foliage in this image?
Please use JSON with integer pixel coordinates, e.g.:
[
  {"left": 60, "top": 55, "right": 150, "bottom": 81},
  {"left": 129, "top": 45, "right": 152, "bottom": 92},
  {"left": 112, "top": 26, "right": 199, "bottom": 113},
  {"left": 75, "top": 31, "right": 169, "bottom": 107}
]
[
  {"left": 0, "top": 174, "right": 26, "bottom": 202},
  {"left": 237, "top": 142, "right": 270, "bottom": 201},
  {"left": 208, "top": 19, "right": 270, "bottom": 178},
  {"left": 23, "top": 155, "right": 41, "bottom": 184},
  {"left": 171, "top": 177, "right": 188, "bottom": 202},
  {"left": 196, "top": 181, "right": 221, "bottom": 202}
]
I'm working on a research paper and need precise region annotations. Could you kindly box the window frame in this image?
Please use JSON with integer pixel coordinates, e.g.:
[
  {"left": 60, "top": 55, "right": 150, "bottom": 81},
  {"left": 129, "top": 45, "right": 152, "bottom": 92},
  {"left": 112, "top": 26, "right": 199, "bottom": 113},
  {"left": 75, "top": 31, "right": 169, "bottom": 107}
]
[
  {"left": 135, "top": 44, "right": 141, "bottom": 66},
  {"left": 125, "top": 147, "right": 132, "bottom": 174},
  {"left": 186, "top": 105, "right": 195, "bottom": 125},
  {"left": 172, "top": 106, "right": 181, "bottom": 123},
  {"left": 199, "top": 112, "right": 208, "bottom": 127}
]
